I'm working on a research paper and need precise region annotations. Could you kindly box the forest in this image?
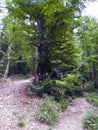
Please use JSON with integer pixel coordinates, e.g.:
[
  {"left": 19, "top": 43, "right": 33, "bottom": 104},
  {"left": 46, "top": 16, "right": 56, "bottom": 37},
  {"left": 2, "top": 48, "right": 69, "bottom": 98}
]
[{"left": 0, "top": 0, "right": 98, "bottom": 130}]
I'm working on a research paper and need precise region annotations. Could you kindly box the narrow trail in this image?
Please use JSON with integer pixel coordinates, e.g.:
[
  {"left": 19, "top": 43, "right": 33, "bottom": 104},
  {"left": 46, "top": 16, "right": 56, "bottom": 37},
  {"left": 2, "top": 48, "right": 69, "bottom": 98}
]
[
  {"left": 0, "top": 78, "right": 92, "bottom": 130},
  {"left": 53, "top": 98, "right": 92, "bottom": 130}
]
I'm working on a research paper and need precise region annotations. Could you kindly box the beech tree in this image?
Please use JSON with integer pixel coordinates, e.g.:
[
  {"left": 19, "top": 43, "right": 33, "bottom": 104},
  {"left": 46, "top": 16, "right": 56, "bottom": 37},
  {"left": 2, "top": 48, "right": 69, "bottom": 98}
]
[{"left": 1, "top": 0, "right": 95, "bottom": 83}]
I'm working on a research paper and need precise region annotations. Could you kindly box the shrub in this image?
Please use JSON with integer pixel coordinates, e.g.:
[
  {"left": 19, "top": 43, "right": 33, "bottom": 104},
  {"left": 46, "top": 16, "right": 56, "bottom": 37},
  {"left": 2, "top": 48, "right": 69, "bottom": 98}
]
[
  {"left": 36, "top": 95, "right": 60, "bottom": 125},
  {"left": 27, "top": 78, "right": 65, "bottom": 100},
  {"left": 83, "top": 112, "right": 98, "bottom": 130},
  {"left": 27, "top": 73, "right": 82, "bottom": 100},
  {"left": 27, "top": 79, "right": 55, "bottom": 97},
  {"left": 83, "top": 81, "right": 95, "bottom": 92},
  {"left": 87, "top": 92, "right": 98, "bottom": 106},
  {"left": 53, "top": 73, "right": 83, "bottom": 99},
  {"left": 64, "top": 74, "right": 83, "bottom": 97},
  {"left": 59, "top": 97, "right": 69, "bottom": 112}
]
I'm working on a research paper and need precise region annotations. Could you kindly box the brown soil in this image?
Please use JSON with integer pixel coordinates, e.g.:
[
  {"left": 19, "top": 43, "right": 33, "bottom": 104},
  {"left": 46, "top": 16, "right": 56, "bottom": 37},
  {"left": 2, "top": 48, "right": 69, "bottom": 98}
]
[{"left": 0, "top": 78, "right": 92, "bottom": 130}]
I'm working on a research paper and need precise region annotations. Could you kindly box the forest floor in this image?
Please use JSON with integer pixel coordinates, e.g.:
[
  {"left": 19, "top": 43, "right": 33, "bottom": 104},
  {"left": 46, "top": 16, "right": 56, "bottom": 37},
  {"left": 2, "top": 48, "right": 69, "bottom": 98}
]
[{"left": 0, "top": 77, "right": 93, "bottom": 130}]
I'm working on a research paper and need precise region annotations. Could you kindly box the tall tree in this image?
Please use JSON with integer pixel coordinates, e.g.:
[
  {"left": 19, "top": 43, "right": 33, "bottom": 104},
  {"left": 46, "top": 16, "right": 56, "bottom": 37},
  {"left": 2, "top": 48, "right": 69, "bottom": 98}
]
[{"left": 4, "top": 0, "right": 95, "bottom": 83}]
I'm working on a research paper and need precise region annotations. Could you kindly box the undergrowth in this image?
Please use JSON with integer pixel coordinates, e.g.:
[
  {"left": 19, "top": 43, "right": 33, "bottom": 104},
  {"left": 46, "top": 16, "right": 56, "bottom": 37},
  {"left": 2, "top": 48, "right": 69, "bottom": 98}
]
[
  {"left": 83, "top": 111, "right": 98, "bottom": 130},
  {"left": 27, "top": 74, "right": 83, "bottom": 100},
  {"left": 36, "top": 95, "right": 60, "bottom": 125},
  {"left": 27, "top": 74, "right": 83, "bottom": 125},
  {"left": 83, "top": 91, "right": 98, "bottom": 130},
  {"left": 87, "top": 92, "right": 98, "bottom": 106},
  {"left": 18, "top": 122, "right": 25, "bottom": 127}
]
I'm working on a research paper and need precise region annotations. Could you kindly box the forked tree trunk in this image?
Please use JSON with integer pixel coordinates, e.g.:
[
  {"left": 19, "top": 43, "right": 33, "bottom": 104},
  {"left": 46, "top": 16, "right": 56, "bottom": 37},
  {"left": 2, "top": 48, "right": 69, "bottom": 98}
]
[{"left": 3, "top": 42, "right": 12, "bottom": 79}]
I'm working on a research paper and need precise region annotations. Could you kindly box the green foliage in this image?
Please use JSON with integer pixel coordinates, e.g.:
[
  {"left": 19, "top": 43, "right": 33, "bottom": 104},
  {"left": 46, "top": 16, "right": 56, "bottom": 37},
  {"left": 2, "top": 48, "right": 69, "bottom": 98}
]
[
  {"left": 78, "top": 16, "right": 98, "bottom": 88},
  {"left": 54, "top": 73, "right": 83, "bottom": 98},
  {"left": 83, "top": 81, "right": 95, "bottom": 92},
  {"left": 28, "top": 73, "right": 82, "bottom": 100},
  {"left": 27, "top": 79, "right": 55, "bottom": 97},
  {"left": 83, "top": 112, "right": 98, "bottom": 130},
  {"left": 27, "top": 77, "right": 65, "bottom": 100},
  {"left": 2, "top": 0, "right": 98, "bottom": 95},
  {"left": 56, "top": 80, "right": 66, "bottom": 87},
  {"left": 55, "top": 74, "right": 83, "bottom": 99},
  {"left": 36, "top": 95, "right": 60, "bottom": 125},
  {"left": 87, "top": 92, "right": 98, "bottom": 106},
  {"left": 18, "top": 122, "right": 25, "bottom": 127},
  {"left": 64, "top": 74, "right": 83, "bottom": 97},
  {"left": 59, "top": 97, "right": 69, "bottom": 112},
  {"left": 4, "top": 0, "right": 85, "bottom": 79}
]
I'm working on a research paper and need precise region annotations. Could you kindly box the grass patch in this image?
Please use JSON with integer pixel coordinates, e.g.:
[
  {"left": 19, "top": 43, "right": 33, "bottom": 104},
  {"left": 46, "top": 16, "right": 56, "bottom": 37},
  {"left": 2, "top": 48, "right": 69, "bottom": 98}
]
[
  {"left": 12, "top": 112, "right": 25, "bottom": 128},
  {"left": 18, "top": 121, "right": 25, "bottom": 127}
]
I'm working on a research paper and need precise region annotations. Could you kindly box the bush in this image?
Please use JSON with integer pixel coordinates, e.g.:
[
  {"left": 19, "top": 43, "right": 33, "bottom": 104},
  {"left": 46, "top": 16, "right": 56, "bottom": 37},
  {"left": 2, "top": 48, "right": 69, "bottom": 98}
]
[
  {"left": 83, "top": 112, "right": 98, "bottom": 130},
  {"left": 59, "top": 97, "right": 69, "bottom": 112},
  {"left": 27, "top": 78, "right": 66, "bottom": 100},
  {"left": 87, "top": 92, "right": 98, "bottom": 106},
  {"left": 53, "top": 73, "right": 83, "bottom": 99},
  {"left": 36, "top": 95, "right": 60, "bottom": 125},
  {"left": 27, "top": 79, "right": 55, "bottom": 97},
  {"left": 64, "top": 74, "right": 83, "bottom": 97},
  {"left": 27, "top": 73, "right": 83, "bottom": 100},
  {"left": 83, "top": 81, "right": 95, "bottom": 92}
]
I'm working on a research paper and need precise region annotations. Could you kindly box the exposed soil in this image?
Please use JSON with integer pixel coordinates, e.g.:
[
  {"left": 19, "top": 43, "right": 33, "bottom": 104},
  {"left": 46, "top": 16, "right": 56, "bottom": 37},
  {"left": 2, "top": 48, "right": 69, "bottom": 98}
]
[{"left": 0, "top": 78, "right": 92, "bottom": 130}]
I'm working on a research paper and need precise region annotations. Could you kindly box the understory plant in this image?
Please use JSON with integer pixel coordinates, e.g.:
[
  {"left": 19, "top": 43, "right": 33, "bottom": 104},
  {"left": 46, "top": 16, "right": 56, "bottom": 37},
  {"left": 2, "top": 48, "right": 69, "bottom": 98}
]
[
  {"left": 87, "top": 92, "right": 98, "bottom": 106},
  {"left": 36, "top": 95, "right": 60, "bottom": 125},
  {"left": 64, "top": 73, "right": 83, "bottom": 97},
  {"left": 28, "top": 73, "right": 83, "bottom": 100},
  {"left": 83, "top": 80, "right": 95, "bottom": 92},
  {"left": 18, "top": 121, "right": 25, "bottom": 128},
  {"left": 83, "top": 111, "right": 98, "bottom": 130}
]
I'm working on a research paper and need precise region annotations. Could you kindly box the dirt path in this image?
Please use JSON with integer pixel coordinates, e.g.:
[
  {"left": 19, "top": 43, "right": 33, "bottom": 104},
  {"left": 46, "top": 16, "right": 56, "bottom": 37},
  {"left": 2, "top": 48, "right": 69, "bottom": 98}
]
[
  {"left": 52, "top": 98, "right": 92, "bottom": 130},
  {"left": 0, "top": 78, "right": 92, "bottom": 130}
]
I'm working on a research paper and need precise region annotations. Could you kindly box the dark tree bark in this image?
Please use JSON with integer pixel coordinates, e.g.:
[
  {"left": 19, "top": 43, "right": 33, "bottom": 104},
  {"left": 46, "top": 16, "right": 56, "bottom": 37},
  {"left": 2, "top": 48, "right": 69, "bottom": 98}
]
[{"left": 34, "top": 14, "right": 45, "bottom": 84}]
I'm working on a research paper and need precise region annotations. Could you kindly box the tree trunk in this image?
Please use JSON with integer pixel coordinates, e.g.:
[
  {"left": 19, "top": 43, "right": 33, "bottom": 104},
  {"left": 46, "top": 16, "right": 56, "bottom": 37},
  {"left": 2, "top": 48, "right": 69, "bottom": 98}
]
[
  {"left": 91, "top": 64, "right": 94, "bottom": 81},
  {"left": 34, "top": 43, "right": 40, "bottom": 84},
  {"left": 3, "top": 42, "right": 12, "bottom": 79},
  {"left": 34, "top": 15, "right": 44, "bottom": 84}
]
